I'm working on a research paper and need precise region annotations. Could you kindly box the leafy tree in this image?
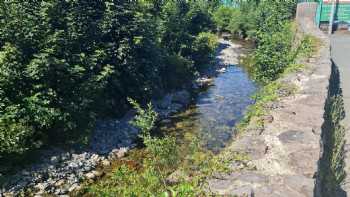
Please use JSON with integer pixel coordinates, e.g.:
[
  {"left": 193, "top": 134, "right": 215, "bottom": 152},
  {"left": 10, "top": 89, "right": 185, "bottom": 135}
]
[
  {"left": 0, "top": 0, "right": 219, "bottom": 160},
  {"left": 213, "top": 6, "right": 240, "bottom": 32},
  {"left": 192, "top": 32, "right": 219, "bottom": 70},
  {"left": 0, "top": 0, "right": 162, "bottom": 157}
]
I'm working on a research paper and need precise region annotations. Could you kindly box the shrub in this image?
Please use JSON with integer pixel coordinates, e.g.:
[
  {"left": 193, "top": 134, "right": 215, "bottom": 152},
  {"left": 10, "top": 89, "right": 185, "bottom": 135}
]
[
  {"left": 251, "top": 22, "right": 294, "bottom": 83},
  {"left": 161, "top": 55, "right": 195, "bottom": 89},
  {"left": 212, "top": 6, "right": 240, "bottom": 32},
  {"left": 191, "top": 32, "right": 219, "bottom": 70},
  {"left": 88, "top": 99, "right": 180, "bottom": 196},
  {"left": 0, "top": 119, "right": 35, "bottom": 155}
]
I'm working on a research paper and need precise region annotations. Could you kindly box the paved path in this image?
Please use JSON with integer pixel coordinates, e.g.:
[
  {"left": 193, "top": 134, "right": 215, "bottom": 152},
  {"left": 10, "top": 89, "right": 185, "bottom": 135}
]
[
  {"left": 331, "top": 32, "right": 350, "bottom": 129},
  {"left": 331, "top": 31, "right": 350, "bottom": 193}
]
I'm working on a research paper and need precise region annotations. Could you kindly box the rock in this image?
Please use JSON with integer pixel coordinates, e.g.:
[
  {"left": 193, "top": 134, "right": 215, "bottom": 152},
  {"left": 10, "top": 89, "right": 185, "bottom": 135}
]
[
  {"left": 34, "top": 183, "right": 48, "bottom": 191},
  {"left": 85, "top": 172, "right": 96, "bottom": 180},
  {"left": 101, "top": 159, "right": 111, "bottom": 167},
  {"left": 217, "top": 67, "right": 227, "bottom": 73},
  {"left": 196, "top": 77, "right": 214, "bottom": 88},
  {"left": 68, "top": 183, "right": 80, "bottom": 192},
  {"left": 57, "top": 187, "right": 68, "bottom": 195},
  {"left": 3, "top": 193, "right": 15, "bottom": 197},
  {"left": 85, "top": 170, "right": 104, "bottom": 181},
  {"left": 91, "top": 154, "right": 101, "bottom": 162},
  {"left": 109, "top": 148, "right": 128, "bottom": 159},
  {"left": 50, "top": 156, "right": 60, "bottom": 164},
  {"left": 54, "top": 179, "right": 65, "bottom": 187},
  {"left": 261, "top": 115, "right": 274, "bottom": 123},
  {"left": 93, "top": 170, "right": 104, "bottom": 178},
  {"left": 60, "top": 152, "right": 71, "bottom": 160},
  {"left": 166, "top": 170, "right": 189, "bottom": 185},
  {"left": 83, "top": 166, "right": 92, "bottom": 172}
]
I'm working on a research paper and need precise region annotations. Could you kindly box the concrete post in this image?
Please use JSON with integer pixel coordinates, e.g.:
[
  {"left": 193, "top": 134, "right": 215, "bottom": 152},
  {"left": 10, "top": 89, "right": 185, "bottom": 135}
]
[{"left": 328, "top": 0, "right": 336, "bottom": 34}]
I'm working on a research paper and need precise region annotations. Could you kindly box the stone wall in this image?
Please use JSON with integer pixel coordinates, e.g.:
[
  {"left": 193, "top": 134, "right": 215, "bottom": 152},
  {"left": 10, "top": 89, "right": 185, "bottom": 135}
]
[{"left": 208, "top": 3, "right": 336, "bottom": 196}]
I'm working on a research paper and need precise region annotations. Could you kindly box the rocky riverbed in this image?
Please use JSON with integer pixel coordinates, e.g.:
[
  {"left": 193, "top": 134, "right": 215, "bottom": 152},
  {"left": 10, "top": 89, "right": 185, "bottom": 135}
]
[{"left": 0, "top": 39, "right": 246, "bottom": 196}]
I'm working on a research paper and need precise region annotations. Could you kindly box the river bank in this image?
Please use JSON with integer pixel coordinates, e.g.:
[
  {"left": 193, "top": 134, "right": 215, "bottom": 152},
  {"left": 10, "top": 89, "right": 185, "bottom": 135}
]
[
  {"left": 207, "top": 11, "right": 334, "bottom": 196},
  {"left": 1, "top": 38, "right": 252, "bottom": 196}
]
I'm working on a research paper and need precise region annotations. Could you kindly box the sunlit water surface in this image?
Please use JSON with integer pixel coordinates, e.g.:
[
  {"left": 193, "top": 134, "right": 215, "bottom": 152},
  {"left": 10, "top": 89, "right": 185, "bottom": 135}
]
[{"left": 159, "top": 65, "right": 257, "bottom": 153}]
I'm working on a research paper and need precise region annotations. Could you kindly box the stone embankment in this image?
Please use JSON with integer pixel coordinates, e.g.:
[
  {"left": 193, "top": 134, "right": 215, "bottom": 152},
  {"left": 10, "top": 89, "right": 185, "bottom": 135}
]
[
  {"left": 1, "top": 39, "right": 243, "bottom": 196},
  {"left": 208, "top": 3, "right": 338, "bottom": 197}
]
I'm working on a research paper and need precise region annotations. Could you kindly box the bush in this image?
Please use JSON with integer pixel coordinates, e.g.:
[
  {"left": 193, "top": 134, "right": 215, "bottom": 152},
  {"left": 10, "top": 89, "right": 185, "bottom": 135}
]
[
  {"left": 236, "top": 0, "right": 298, "bottom": 83},
  {"left": 191, "top": 32, "right": 219, "bottom": 70},
  {"left": 250, "top": 23, "right": 294, "bottom": 83},
  {"left": 0, "top": 119, "right": 34, "bottom": 155},
  {"left": 88, "top": 99, "right": 180, "bottom": 196},
  {"left": 212, "top": 6, "right": 240, "bottom": 32},
  {"left": 161, "top": 55, "right": 195, "bottom": 90}
]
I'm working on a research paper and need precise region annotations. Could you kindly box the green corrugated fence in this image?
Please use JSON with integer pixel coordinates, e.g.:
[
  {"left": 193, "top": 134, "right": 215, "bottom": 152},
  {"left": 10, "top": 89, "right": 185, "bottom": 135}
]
[
  {"left": 319, "top": 3, "right": 350, "bottom": 22},
  {"left": 221, "top": 0, "right": 239, "bottom": 7}
]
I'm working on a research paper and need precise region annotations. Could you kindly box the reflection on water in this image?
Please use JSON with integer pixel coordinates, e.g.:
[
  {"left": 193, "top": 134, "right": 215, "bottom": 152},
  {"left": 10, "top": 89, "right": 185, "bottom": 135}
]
[{"left": 159, "top": 66, "right": 257, "bottom": 153}]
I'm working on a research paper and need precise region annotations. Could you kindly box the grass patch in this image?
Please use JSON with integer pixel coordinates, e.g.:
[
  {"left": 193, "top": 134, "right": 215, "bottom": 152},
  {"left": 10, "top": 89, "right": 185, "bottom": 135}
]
[
  {"left": 82, "top": 99, "right": 251, "bottom": 197},
  {"left": 236, "top": 81, "right": 296, "bottom": 134},
  {"left": 297, "top": 34, "right": 322, "bottom": 59}
]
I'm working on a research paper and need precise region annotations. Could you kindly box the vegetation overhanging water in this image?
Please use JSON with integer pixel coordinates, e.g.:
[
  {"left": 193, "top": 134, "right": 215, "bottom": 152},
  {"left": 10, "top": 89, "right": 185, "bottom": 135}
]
[{"left": 83, "top": 40, "right": 257, "bottom": 195}]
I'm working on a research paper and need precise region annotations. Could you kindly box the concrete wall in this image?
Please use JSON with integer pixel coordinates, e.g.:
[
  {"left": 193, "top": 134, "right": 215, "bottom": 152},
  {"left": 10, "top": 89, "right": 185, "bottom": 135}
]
[{"left": 296, "top": 2, "right": 318, "bottom": 24}]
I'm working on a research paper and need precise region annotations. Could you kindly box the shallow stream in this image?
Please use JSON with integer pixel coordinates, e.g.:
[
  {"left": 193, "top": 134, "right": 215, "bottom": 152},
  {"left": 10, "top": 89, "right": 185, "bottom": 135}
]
[{"left": 159, "top": 65, "right": 257, "bottom": 153}]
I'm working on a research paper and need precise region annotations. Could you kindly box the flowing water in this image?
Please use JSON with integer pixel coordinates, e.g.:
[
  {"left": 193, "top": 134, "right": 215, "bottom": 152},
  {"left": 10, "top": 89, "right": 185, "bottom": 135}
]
[
  {"left": 80, "top": 40, "right": 258, "bottom": 195},
  {"left": 159, "top": 65, "right": 257, "bottom": 153}
]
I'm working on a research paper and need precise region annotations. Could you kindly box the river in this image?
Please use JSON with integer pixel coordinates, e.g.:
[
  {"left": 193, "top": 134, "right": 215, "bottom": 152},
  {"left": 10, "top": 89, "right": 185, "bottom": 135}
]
[
  {"left": 1, "top": 39, "right": 257, "bottom": 196},
  {"left": 158, "top": 60, "right": 257, "bottom": 154}
]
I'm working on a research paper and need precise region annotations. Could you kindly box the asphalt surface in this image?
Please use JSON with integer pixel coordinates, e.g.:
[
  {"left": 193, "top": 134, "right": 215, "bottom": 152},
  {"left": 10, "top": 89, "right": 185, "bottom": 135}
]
[
  {"left": 331, "top": 31, "right": 350, "bottom": 194},
  {"left": 331, "top": 32, "right": 350, "bottom": 130}
]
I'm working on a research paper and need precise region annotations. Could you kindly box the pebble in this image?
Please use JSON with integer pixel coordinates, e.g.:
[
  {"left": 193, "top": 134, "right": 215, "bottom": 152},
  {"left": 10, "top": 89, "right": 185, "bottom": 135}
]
[
  {"left": 2, "top": 89, "right": 192, "bottom": 195},
  {"left": 54, "top": 179, "right": 65, "bottom": 187},
  {"left": 34, "top": 183, "right": 48, "bottom": 191},
  {"left": 68, "top": 183, "right": 80, "bottom": 192},
  {"left": 84, "top": 172, "right": 96, "bottom": 181},
  {"left": 101, "top": 159, "right": 111, "bottom": 167}
]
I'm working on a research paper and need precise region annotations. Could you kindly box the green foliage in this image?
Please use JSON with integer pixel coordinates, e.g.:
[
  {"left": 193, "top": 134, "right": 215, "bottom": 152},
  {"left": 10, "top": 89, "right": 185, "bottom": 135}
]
[
  {"left": 213, "top": 6, "right": 240, "bottom": 32},
  {"left": 88, "top": 99, "right": 181, "bottom": 196},
  {"left": 213, "top": 0, "right": 298, "bottom": 83},
  {"left": 250, "top": 23, "right": 295, "bottom": 83},
  {"left": 161, "top": 55, "right": 195, "bottom": 90},
  {"left": 0, "top": 0, "right": 219, "bottom": 159},
  {"left": 192, "top": 32, "right": 219, "bottom": 70},
  {"left": 159, "top": 0, "right": 216, "bottom": 56},
  {"left": 253, "top": 0, "right": 297, "bottom": 37},
  {"left": 88, "top": 99, "right": 246, "bottom": 196},
  {"left": 237, "top": 81, "right": 296, "bottom": 132},
  {"left": 297, "top": 35, "right": 321, "bottom": 58}
]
